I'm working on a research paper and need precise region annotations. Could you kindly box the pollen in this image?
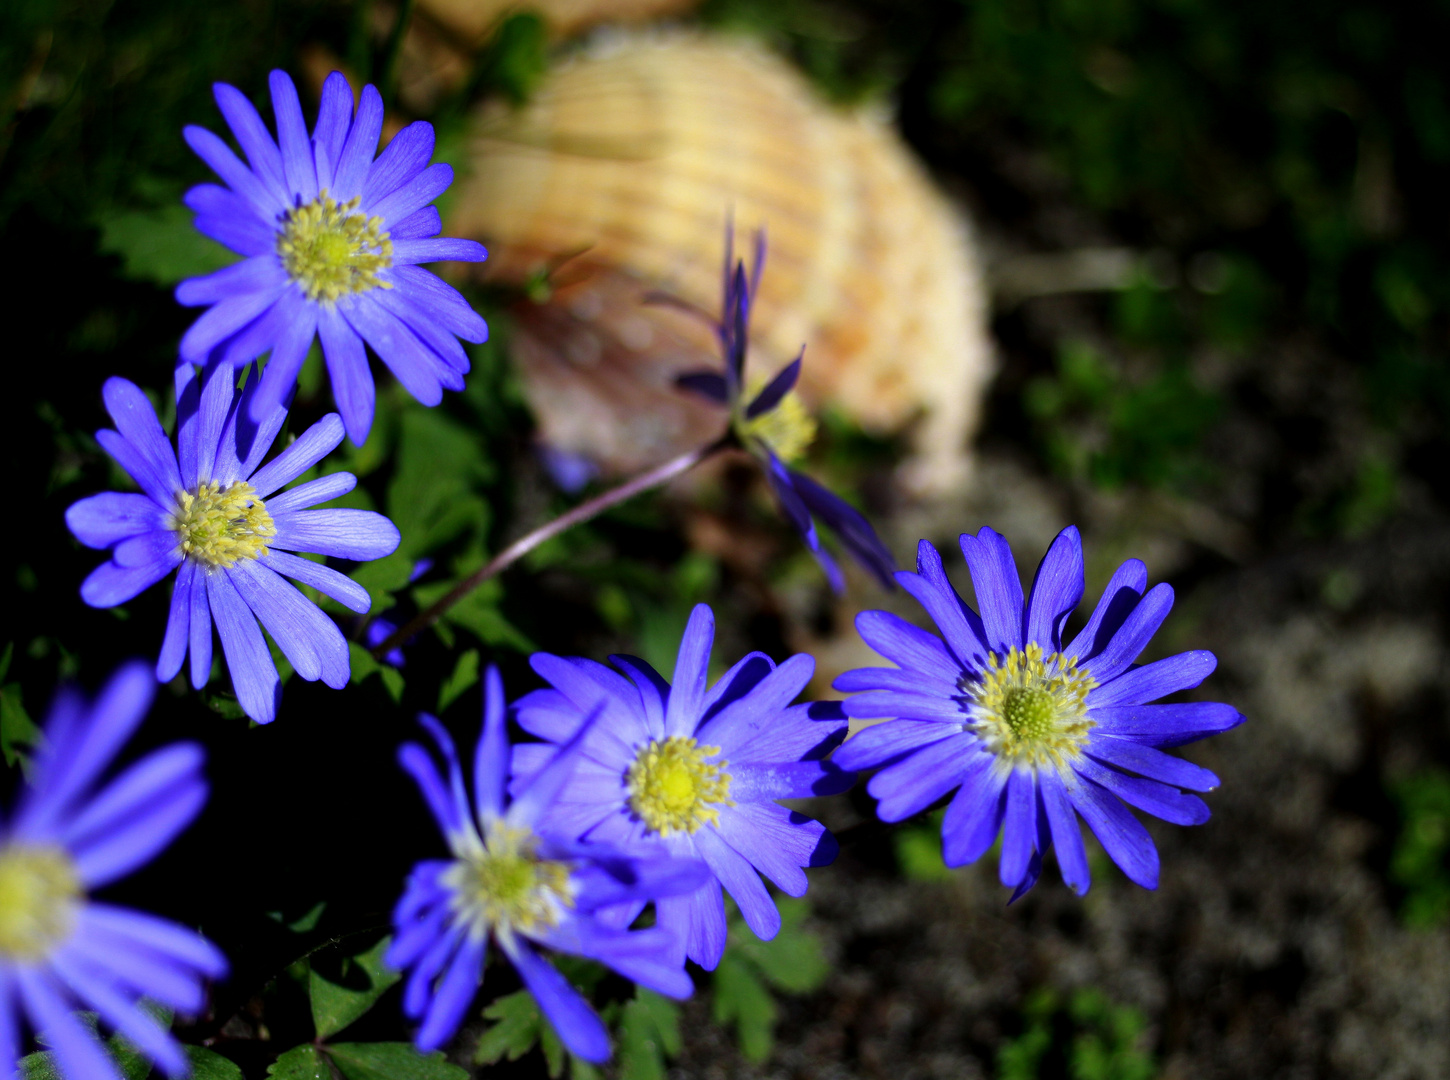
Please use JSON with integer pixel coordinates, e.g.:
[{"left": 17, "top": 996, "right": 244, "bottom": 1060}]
[
  {"left": 445, "top": 822, "right": 574, "bottom": 941},
  {"left": 171, "top": 481, "right": 276, "bottom": 569},
  {"left": 735, "top": 374, "right": 818, "bottom": 464},
  {"left": 0, "top": 845, "right": 82, "bottom": 961},
  {"left": 626, "top": 736, "right": 734, "bottom": 836},
  {"left": 276, "top": 192, "right": 394, "bottom": 303},
  {"left": 961, "top": 643, "right": 1098, "bottom": 769}
]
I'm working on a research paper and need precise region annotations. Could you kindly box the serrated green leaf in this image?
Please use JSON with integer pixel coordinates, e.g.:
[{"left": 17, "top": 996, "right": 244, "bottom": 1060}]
[
  {"left": 327, "top": 1041, "right": 468, "bottom": 1080},
  {"left": 539, "top": 1017, "right": 566, "bottom": 1078},
  {"left": 711, "top": 951, "right": 777, "bottom": 1063},
  {"left": 617, "top": 990, "right": 681, "bottom": 1080},
  {"left": 310, "top": 936, "right": 402, "bottom": 1040},
  {"left": 386, "top": 408, "right": 491, "bottom": 560},
  {"left": 1, "top": 680, "right": 39, "bottom": 768},
  {"left": 438, "top": 649, "right": 480, "bottom": 712},
  {"left": 267, "top": 1044, "right": 330, "bottom": 1080},
  {"left": 380, "top": 666, "right": 406, "bottom": 702},
  {"left": 475, "top": 990, "right": 543, "bottom": 1065},
  {"left": 97, "top": 203, "right": 235, "bottom": 285},
  {"left": 732, "top": 898, "right": 829, "bottom": 994},
  {"left": 184, "top": 1046, "right": 245, "bottom": 1080}
]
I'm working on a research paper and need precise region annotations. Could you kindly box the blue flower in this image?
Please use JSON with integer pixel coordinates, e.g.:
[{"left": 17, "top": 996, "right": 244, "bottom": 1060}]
[
  {"left": 387, "top": 667, "right": 708, "bottom": 1063},
  {"left": 175, "top": 69, "right": 488, "bottom": 445},
  {"left": 511, "top": 603, "right": 852, "bottom": 969},
  {"left": 0, "top": 663, "right": 227, "bottom": 1080},
  {"left": 833, "top": 527, "right": 1245, "bottom": 897},
  {"left": 65, "top": 367, "right": 401, "bottom": 724},
  {"left": 676, "top": 230, "right": 896, "bottom": 592}
]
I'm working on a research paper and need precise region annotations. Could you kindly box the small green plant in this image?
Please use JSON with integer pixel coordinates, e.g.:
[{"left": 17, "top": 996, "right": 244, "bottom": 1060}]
[
  {"left": 1390, "top": 769, "right": 1450, "bottom": 928},
  {"left": 997, "top": 988, "right": 1155, "bottom": 1080}
]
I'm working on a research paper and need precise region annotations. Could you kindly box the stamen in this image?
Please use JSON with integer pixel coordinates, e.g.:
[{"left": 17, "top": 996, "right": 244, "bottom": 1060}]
[
  {"left": 735, "top": 374, "right": 817, "bottom": 464},
  {"left": 445, "top": 822, "right": 574, "bottom": 941},
  {"left": 0, "top": 845, "right": 82, "bottom": 960},
  {"left": 961, "top": 643, "right": 1097, "bottom": 768},
  {"left": 171, "top": 481, "right": 276, "bottom": 569},
  {"left": 276, "top": 192, "right": 393, "bottom": 303},
  {"left": 626, "top": 736, "right": 733, "bottom": 835}
]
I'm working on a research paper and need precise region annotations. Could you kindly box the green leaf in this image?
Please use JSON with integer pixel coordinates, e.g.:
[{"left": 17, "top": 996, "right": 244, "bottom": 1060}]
[
  {"left": 386, "top": 408, "right": 491, "bottom": 560},
  {"left": 19, "top": 1051, "right": 61, "bottom": 1080},
  {"left": 97, "top": 203, "right": 236, "bottom": 285},
  {"left": 437, "top": 649, "right": 480, "bottom": 712},
  {"left": 349, "top": 550, "right": 415, "bottom": 607},
  {"left": 310, "top": 936, "right": 402, "bottom": 1040},
  {"left": 379, "top": 666, "right": 406, "bottom": 703},
  {"left": 267, "top": 1045, "right": 330, "bottom": 1080},
  {"left": 184, "top": 1046, "right": 246, "bottom": 1080},
  {"left": 731, "top": 898, "right": 829, "bottom": 994},
  {"left": 475, "top": 990, "right": 543, "bottom": 1065},
  {"left": 617, "top": 990, "right": 681, "bottom": 1080},
  {"left": 327, "top": 1041, "right": 468, "bottom": 1080},
  {"left": 349, "top": 641, "right": 381, "bottom": 684},
  {"left": 1, "top": 679, "right": 39, "bottom": 769},
  {"left": 711, "top": 951, "right": 777, "bottom": 1064}
]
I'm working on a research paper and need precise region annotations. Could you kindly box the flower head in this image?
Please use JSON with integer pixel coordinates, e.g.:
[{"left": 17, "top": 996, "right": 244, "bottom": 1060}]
[
  {"left": 176, "top": 69, "right": 489, "bottom": 445},
  {"left": 833, "top": 527, "right": 1246, "bottom": 897},
  {"left": 676, "top": 228, "right": 896, "bottom": 592},
  {"left": 387, "top": 667, "right": 709, "bottom": 1063},
  {"left": 0, "top": 663, "right": 227, "bottom": 1080},
  {"left": 511, "top": 604, "right": 853, "bottom": 969},
  {"left": 65, "top": 366, "right": 401, "bottom": 723}
]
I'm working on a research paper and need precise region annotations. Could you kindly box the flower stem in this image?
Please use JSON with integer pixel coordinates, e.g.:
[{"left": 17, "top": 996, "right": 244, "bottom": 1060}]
[{"left": 370, "top": 434, "right": 733, "bottom": 659}]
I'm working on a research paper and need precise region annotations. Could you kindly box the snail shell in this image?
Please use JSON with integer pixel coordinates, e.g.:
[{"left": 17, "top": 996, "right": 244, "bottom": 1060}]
[{"left": 447, "top": 33, "right": 993, "bottom": 492}]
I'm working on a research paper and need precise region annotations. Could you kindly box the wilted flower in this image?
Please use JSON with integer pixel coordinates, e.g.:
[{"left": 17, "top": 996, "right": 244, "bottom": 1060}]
[
  {"left": 0, "top": 663, "right": 226, "bottom": 1080},
  {"left": 511, "top": 603, "right": 852, "bottom": 968},
  {"left": 834, "top": 526, "right": 1245, "bottom": 897},
  {"left": 387, "top": 667, "right": 708, "bottom": 1062},
  {"left": 676, "top": 229, "right": 896, "bottom": 591},
  {"left": 176, "top": 69, "right": 488, "bottom": 444},
  {"left": 66, "top": 367, "right": 400, "bottom": 723}
]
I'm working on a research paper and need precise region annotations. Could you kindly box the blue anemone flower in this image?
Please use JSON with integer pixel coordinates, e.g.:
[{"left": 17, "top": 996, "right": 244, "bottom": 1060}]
[
  {"left": 65, "top": 367, "right": 401, "bottom": 724},
  {"left": 510, "top": 604, "right": 852, "bottom": 969},
  {"left": 176, "top": 69, "right": 488, "bottom": 445},
  {"left": 0, "top": 663, "right": 227, "bottom": 1080},
  {"left": 675, "top": 229, "right": 896, "bottom": 592},
  {"left": 387, "top": 667, "right": 708, "bottom": 1063},
  {"left": 833, "top": 527, "right": 1245, "bottom": 897}
]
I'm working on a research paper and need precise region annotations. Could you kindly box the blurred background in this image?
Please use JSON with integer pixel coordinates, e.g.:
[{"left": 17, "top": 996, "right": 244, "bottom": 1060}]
[{"left": 4, "top": 0, "right": 1450, "bottom": 1076}]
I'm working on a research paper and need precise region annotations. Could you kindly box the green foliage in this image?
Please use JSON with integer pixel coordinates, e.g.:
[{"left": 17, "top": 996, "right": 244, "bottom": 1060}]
[
  {"left": 326, "top": 1042, "right": 467, "bottom": 1080},
  {"left": 997, "top": 988, "right": 1154, "bottom": 1080},
  {"left": 1025, "top": 339, "right": 1218, "bottom": 490},
  {"left": 97, "top": 200, "right": 234, "bottom": 285},
  {"left": 894, "top": 809, "right": 954, "bottom": 882},
  {"left": 712, "top": 898, "right": 830, "bottom": 1063},
  {"left": 437, "top": 648, "right": 480, "bottom": 712},
  {"left": 310, "top": 935, "right": 403, "bottom": 1040},
  {"left": 348, "top": 641, "right": 406, "bottom": 703},
  {"left": 386, "top": 406, "right": 492, "bottom": 561},
  {"left": 1390, "top": 769, "right": 1450, "bottom": 929},
  {"left": 617, "top": 989, "right": 682, "bottom": 1080},
  {"left": 21, "top": 1004, "right": 174, "bottom": 1080},
  {"left": 474, "top": 962, "right": 609, "bottom": 1079},
  {"left": 0, "top": 642, "right": 40, "bottom": 769},
  {"left": 267, "top": 1045, "right": 330, "bottom": 1080},
  {"left": 468, "top": 12, "right": 550, "bottom": 106},
  {"left": 183, "top": 1047, "right": 246, "bottom": 1080}
]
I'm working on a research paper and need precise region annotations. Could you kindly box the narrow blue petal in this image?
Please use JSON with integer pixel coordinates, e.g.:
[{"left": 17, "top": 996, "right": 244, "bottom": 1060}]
[
  {"left": 157, "top": 563, "right": 191, "bottom": 683},
  {"left": 312, "top": 71, "right": 355, "bottom": 185},
  {"left": 182, "top": 124, "right": 282, "bottom": 217},
  {"left": 113, "top": 529, "right": 178, "bottom": 569},
  {"left": 1089, "top": 651, "right": 1218, "bottom": 708},
  {"left": 399, "top": 742, "right": 464, "bottom": 839},
  {"left": 1064, "top": 558, "right": 1148, "bottom": 663},
  {"left": 1083, "top": 582, "right": 1175, "bottom": 684},
  {"left": 179, "top": 286, "right": 287, "bottom": 361},
  {"left": 1085, "top": 734, "right": 1220, "bottom": 791},
  {"left": 839, "top": 689, "right": 967, "bottom": 723},
  {"left": 745, "top": 352, "right": 802, "bottom": 419},
  {"left": 268, "top": 69, "right": 317, "bottom": 201},
  {"left": 174, "top": 254, "right": 286, "bottom": 307},
  {"left": 1062, "top": 770, "right": 1159, "bottom": 889},
  {"left": 696, "top": 653, "right": 814, "bottom": 756},
  {"left": 339, "top": 294, "right": 444, "bottom": 406},
  {"left": 248, "top": 414, "right": 346, "bottom": 497},
  {"left": 1039, "top": 768, "right": 1089, "bottom": 895},
  {"left": 958, "top": 527, "right": 1024, "bottom": 654},
  {"left": 789, "top": 469, "right": 897, "bottom": 588},
  {"left": 1074, "top": 756, "right": 1210, "bottom": 826},
  {"left": 1089, "top": 701, "right": 1244, "bottom": 747},
  {"left": 245, "top": 291, "right": 319, "bottom": 425},
  {"left": 80, "top": 553, "right": 178, "bottom": 609},
  {"left": 867, "top": 733, "right": 981, "bottom": 821},
  {"left": 188, "top": 567, "right": 213, "bottom": 690},
  {"left": 664, "top": 604, "right": 713, "bottom": 737},
  {"left": 79, "top": 901, "right": 227, "bottom": 981},
  {"left": 263, "top": 472, "right": 356, "bottom": 514},
  {"left": 270, "top": 508, "right": 401, "bottom": 561},
  {"left": 850, "top": 609, "right": 962, "bottom": 686},
  {"left": 61, "top": 743, "right": 204, "bottom": 857},
  {"left": 15, "top": 968, "right": 123, "bottom": 1080},
  {"left": 727, "top": 760, "right": 853, "bottom": 800},
  {"left": 1024, "top": 525, "right": 1083, "bottom": 652},
  {"left": 506, "top": 941, "right": 610, "bottom": 1064},
  {"left": 317, "top": 305, "right": 376, "bottom": 445},
  {"left": 229, "top": 560, "right": 350, "bottom": 688},
  {"left": 101, "top": 378, "right": 184, "bottom": 498},
  {"left": 390, "top": 235, "right": 486, "bottom": 266},
  {"left": 676, "top": 371, "right": 729, "bottom": 403},
  {"left": 390, "top": 205, "right": 442, "bottom": 240},
  {"left": 897, "top": 540, "right": 992, "bottom": 670},
  {"left": 940, "top": 762, "right": 1008, "bottom": 867},
  {"left": 213, "top": 81, "right": 288, "bottom": 204},
  {"left": 332, "top": 84, "right": 384, "bottom": 201},
  {"left": 47, "top": 951, "right": 188, "bottom": 1077},
  {"left": 998, "top": 770, "right": 1039, "bottom": 887},
  {"left": 206, "top": 570, "right": 279, "bottom": 724},
  {"left": 66, "top": 493, "right": 166, "bottom": 550},
  {"left": 694, "top": 826, "right": 779, "bottom": 941},
  {"left": 389, "top": 265, "right": 489, "bottom": 342},
  {"left": 371, "top": 163, "right": 454, "bottom": 228},
  {"left": 362, "top": 121, "right": 434, "bottom": 205},
  {"left": 182, "top": 360, "right": 234, "bottom": 490},
  {"left": 414, "top": 935, "right": 484, "bottom": 1053},
  {"left": 71, "top": 776, "right": 207, "bottom": 888},
  {"left": 831, "top": 719, "right": 956, "bottom": 772}
]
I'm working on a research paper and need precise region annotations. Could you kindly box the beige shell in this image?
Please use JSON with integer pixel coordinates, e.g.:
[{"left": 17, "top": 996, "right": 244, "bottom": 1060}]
[{"left": 446, "top": 33, "right": 993, "bottom": 492}]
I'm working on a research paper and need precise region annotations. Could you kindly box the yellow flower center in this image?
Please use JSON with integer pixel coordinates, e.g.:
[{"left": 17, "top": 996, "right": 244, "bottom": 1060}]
[
  {"left": 171, "top": 481, "right": 276, "bottom": 568},
  {"left": 445, "top": 823, "right": 574, "bottom": 941},
  {"left": 626, "top": 736, "right": 733, "bottom": 836},
  {"left": 735, "top": 374, "right": 817, "bottom": 464},
  {"left": 962, "top": 643, "right": 1097, "bottom": 768},
  {"left": 0, "top": 845, "right": 82, "bottom": 960},
  {"left": 276, "top": 192, "right": 394, "bottom": 303}
]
